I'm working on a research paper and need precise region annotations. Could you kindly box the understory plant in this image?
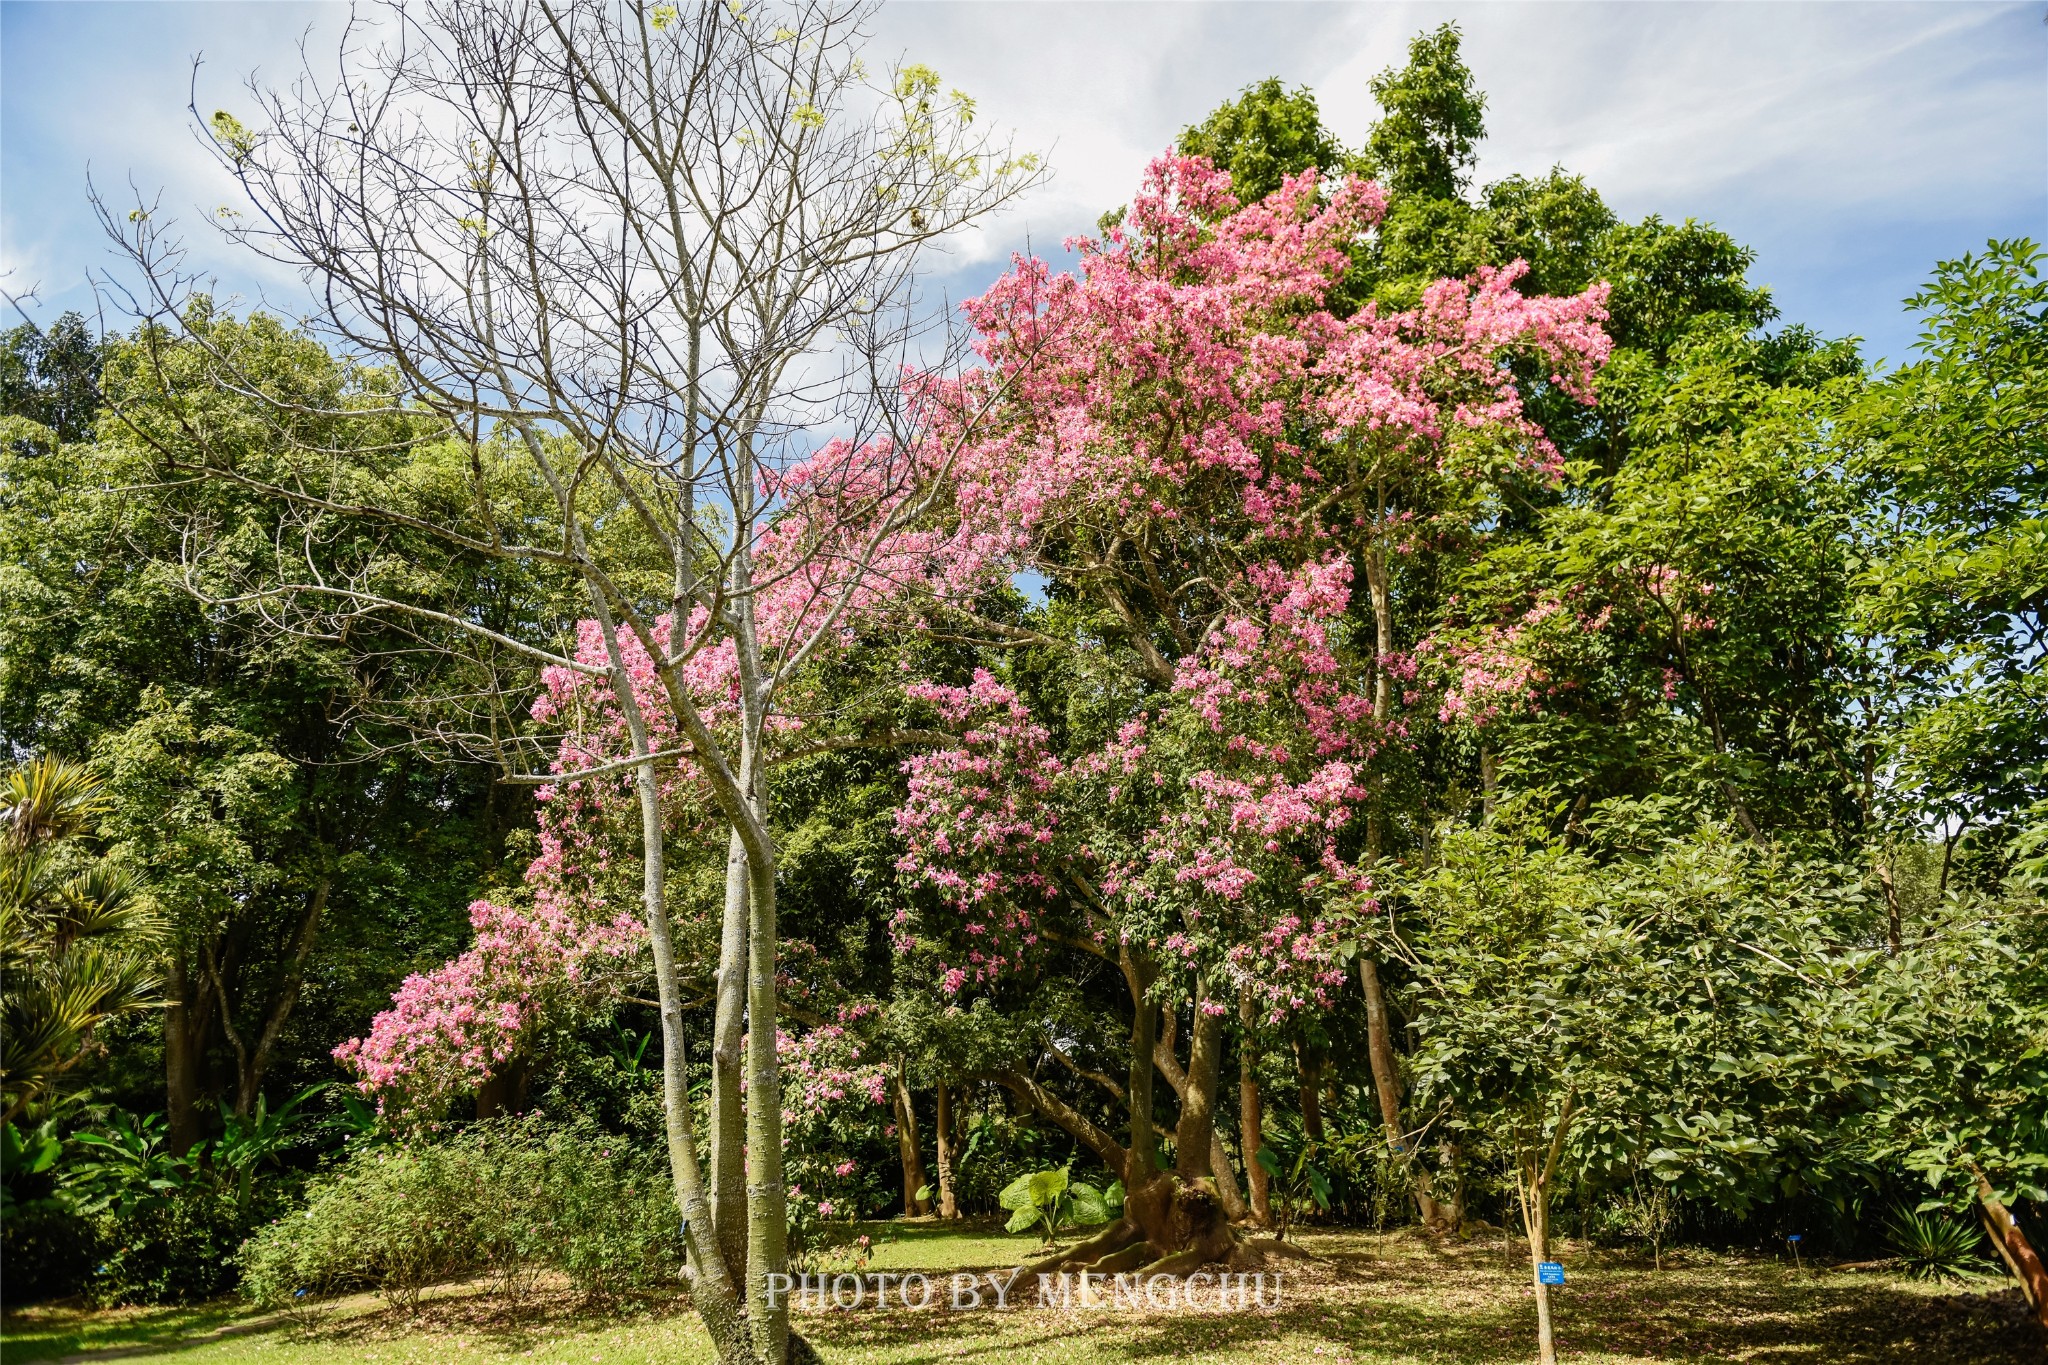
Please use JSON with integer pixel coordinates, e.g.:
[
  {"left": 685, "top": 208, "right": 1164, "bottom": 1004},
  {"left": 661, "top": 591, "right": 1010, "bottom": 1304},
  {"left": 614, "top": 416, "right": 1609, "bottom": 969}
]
[
  {"left": 1885, "top": 1207, "right": 1990, "bottom": 1282},
  {"left": 238, "top": 1115, "right": 679, "bottom": 1310},
  {"left": 998, "top": 1166, "right": 1122, "bottom": 1246}
]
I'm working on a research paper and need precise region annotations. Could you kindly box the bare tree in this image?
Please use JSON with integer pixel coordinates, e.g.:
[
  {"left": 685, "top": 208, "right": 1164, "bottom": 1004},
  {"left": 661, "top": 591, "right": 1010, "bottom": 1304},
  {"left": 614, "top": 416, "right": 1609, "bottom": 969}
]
[{"left": 99, "top": 2, "right": 1039, "bottom": 1360}]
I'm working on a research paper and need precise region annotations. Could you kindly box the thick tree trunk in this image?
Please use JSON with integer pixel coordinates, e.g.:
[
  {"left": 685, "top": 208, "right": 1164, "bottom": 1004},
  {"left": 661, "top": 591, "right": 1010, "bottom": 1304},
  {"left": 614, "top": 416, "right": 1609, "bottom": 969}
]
[
  {"left": 163, "top": 956, "right": 206, "bottom": 1156},
  {"left": 474, "top": 1057, "right": 531, "bottom": 1119},
  {"left": 893, "top": 1062, "right": 931, "bottom": 1216},
  {"left": 1361, "top": 955, "right": 1447, "bottom": 1229},
  {"left": 1239, "top": 988, "right": 1271, "bottom": 1227},
  {"left": 979, "top": 1068, "right": 1129, "bottom": 1175},
  {"left": 1154, "top": 1010, "right": 1248, "bottom": 1218},
  {"left": 1293, "top": 1037, "right": 1326, "bottom": 1144},
  {"left": 934, "top": 1081, "right": 960, "bottom": 1219},
  {"left": 1121, "top": 949, "right": 1159, "bottom": 1189},
  {"left": 1974, "top": 1167, "right": 2048, "bottom": 1330},
  {"left": 1174, "top": 991, "right": 1225, "bottom": 1181},
  {"left": 710, "top": 826, "right": 750, "bottom": 1282}
]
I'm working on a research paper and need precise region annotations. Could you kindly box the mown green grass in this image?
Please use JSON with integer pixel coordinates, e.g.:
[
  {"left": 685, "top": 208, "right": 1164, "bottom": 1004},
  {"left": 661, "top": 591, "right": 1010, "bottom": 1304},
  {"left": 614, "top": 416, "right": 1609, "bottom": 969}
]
[{"left": 5, "top": 1223, "right": 2039, "bottom": 1364}]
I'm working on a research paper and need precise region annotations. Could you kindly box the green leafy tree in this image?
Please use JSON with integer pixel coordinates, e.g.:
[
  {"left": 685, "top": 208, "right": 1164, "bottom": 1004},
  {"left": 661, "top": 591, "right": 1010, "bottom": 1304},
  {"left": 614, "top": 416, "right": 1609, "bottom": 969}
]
[
  {"left": 1364, "top": 23, "right": 1486, "bottom": 203},
  {"left": 1839, "top": 892, "right": 2048, "bottom": 1325},
  {"left": 1176, "top": 78, "right": 1357, "bottom": 204},
  {"left": 0, "top": 313, "right": 106, "bottom": 446},
  {"left": 1380, "top": 819, "right": 1896, "bottom": 1362},
  {"left": 1844, "top": 240, "right": 2047, "bottom": 883},
  {"left": 2, "top": 310, "right": 542, "bottom": 1148}
]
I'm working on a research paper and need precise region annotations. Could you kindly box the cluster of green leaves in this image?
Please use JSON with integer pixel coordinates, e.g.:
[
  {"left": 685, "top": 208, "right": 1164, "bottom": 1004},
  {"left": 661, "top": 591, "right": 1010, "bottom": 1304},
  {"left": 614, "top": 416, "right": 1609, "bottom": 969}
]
[
  {"left": 1, "top": 307, "right": 571, "bottom": 1141},
  {"left": 996, "top": 1164, "right": 1122, "bottom": 1245},
  {"left": 1, "top": 758, "right": 161, "bottom": 1122}
]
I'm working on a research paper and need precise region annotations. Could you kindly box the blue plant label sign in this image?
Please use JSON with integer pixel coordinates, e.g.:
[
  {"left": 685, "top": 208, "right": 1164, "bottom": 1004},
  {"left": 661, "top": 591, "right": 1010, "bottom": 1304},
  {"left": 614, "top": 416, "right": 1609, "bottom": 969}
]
[
  {"left": 1538, "top": 1261, "right": 1565, "bottom": 1286},
  {"left": 1788, "top": 1234, "right": 1802, "bottom": 1243}
]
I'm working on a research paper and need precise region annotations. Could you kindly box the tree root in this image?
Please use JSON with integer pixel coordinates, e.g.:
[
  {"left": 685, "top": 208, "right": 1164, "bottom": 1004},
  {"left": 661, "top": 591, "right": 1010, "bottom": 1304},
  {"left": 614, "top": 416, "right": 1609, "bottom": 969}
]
[
  {"left": 1010, "top": 1178, "right": 1328, "bottom": 1287},
  {"left": 1020, "top": 1217, "right": 1146, "bottom": 1278}
]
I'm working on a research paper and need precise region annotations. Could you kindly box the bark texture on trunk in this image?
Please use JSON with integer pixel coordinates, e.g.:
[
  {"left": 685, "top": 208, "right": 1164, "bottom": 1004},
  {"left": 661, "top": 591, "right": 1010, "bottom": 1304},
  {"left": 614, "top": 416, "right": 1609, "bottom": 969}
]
[
  {"left": 590, "top": 609, "right": 753, "bottom": 1365},
  {"left": 163, "top": 956, "right": 208, "bottom": 1156},
  {"left": 1239, "top": 988, "right": 1271, "bottom": 1227},
  {"left": 1154, "top": 1009, "right": 1248, "bottom": 1218},
  {"left": 474, "top": 1058, "right": 532, "bottom": 1119},
  {"left": 1975, "top": 1167, "right": 2048, "bottom": 1330},
  {"left": 1516, "top": 1093, "right": 1576, "bottom": 1365},
  {"left": 1293, "top": 1037, "right": 1326, "bottom": 1144},
  {"left": 710, "top": 827, "right": 750, "bottom": 1283},
  {"left": 744, "top": 849, "right": 790, "bottom": 1365},
  {"left": 893, "top": 1063, "right": 931, "bottom": 1216},
  {"left": 1121, "top": 949, "right": 1159, "bottom": 1190},
  {"left": 221, "top": 873, "right": 333, "bottom": 1117},
  {"left": 1174, "top": 997, "right": 1224, "bottom": 1181},
  {"left": 1361, "top": 955, "right": 1447, "bottom": 1229},
  {"left": 934, "top": 1081, "right": 960, "bottom": 1219}
]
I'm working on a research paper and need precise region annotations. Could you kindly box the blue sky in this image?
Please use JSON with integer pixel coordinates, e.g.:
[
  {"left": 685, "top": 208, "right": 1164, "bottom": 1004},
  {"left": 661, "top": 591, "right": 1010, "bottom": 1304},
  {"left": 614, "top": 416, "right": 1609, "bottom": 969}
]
[{"left": 3, "top": 1, "right": 2043, "bottom": 366}]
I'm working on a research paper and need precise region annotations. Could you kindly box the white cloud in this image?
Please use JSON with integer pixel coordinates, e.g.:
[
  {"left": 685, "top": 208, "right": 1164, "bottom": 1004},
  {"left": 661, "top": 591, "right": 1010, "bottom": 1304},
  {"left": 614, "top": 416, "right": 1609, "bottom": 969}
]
[{"left": 4, "top": 0, "right": 2040, "bottom": 353}]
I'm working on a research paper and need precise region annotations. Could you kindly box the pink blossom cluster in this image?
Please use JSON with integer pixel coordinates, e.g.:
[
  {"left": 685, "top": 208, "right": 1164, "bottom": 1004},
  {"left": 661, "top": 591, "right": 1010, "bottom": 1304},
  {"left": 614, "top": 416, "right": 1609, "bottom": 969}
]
[
  {"left": 920, "top": 155, "right": 1611, "bottom": 575},
  {"left": 333, "top": 895, "right": 640, "bottom": 1113},
  {"left": 888, "top": 152, "right": 1615, "bottom": 1021},
  {"left": 893, "top": 670, "right": 1064, "bottom": 990},
  {"left": 895, "top": 564, "right": 1375, "bottom": 1019},
  {"left": 773, "top": 1024, "right": 892, "bottom": 1130}
]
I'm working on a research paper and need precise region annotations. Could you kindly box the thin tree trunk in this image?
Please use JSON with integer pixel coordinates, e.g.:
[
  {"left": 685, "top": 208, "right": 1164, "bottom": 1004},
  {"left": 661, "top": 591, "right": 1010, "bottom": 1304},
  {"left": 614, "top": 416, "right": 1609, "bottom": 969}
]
[
  {"left": 1879, "top": 836, "right": 1904, "bottom": 957},
  {"left": 1974, "top": 1166, "right": 2048, "bottom": 1329},
  {"left": 710, "top": 826, "right": 750, "bottom": 1281},
  {"left": 594, "top": 616, "right": 752, "bottom": 1365},
  {"left": 1517, "top": 1092, "right": 1576, "bottom": 1365},
  {"left": 1523, "top": 1165, "right": 1559, "bottom": 1365},
  {"left": 934, "top": 1081, "right": 959, "bottom": 1219},
  {"left": 744, "top": 844, "right": 790, "bottom": 1365},
  {"left": 1362, "top": 956, "right": 1447, "bottom": 1229},
  {"left": 1239, "top": 987, "right": 1271, "bottom": 1227},
  {"left": 893, "top": 1062, "right": 931, "bottom": 1216},
  {"left": 234, "top": 873, "right": 332, "bottom": 1115}
]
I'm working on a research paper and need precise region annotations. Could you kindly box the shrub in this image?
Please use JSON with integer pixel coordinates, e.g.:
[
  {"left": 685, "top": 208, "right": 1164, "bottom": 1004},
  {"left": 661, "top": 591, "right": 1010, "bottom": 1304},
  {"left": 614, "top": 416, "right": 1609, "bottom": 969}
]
[
  {"left": 239, "top": 1115, "right": 680, "bottom": 1310},
  {"left": 13, "top": 1108, "right": 303, "bottom": 1306},
  {"left": 86, "top": 1186, "right": 264, "bottom": 1305},
  {"left": 997, "top": 1166, "right": 1120, "bottom": 1245},
  {"left": 1, "top": 1204, "right": 98, "bottom": 1306},
  {"left": 1885, "top": 1206, "right": 1989, "bottom": 1281}
]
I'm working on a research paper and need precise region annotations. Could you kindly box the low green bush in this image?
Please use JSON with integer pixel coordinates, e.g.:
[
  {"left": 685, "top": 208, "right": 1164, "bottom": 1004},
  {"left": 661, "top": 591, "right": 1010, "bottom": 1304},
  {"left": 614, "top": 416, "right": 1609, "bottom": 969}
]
[
  {"left": 239, "top": 1115, "right": 679, "bottom": 1310},
  {"left": 86, "top": 1186, "right": 262, "bottom": 1305}
]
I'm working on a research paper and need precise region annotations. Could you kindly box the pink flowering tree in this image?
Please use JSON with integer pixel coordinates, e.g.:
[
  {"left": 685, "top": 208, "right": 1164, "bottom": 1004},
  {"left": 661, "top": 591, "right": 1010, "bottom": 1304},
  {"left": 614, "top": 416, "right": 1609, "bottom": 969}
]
[{"left": 888, "top": 151, "right": 1611, "bottom": 1269}]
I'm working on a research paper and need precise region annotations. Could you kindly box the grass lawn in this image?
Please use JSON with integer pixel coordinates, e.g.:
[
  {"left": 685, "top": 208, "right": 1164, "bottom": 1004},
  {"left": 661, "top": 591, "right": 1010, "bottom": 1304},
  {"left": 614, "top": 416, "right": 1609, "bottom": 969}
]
[{"left": 4, "top": 1222, "right": 2040, "bottom": 1364}]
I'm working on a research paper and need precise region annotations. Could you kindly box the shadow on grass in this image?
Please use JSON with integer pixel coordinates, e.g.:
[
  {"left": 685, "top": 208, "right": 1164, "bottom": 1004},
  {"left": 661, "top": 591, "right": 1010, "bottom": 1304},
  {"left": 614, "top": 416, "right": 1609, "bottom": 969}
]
[
  {"left": 9, "top": 1229, "right": 2041, "bottom": 1365},
  {"left": 0, "top": 1301, "right": 288, "bottom": 1363}
]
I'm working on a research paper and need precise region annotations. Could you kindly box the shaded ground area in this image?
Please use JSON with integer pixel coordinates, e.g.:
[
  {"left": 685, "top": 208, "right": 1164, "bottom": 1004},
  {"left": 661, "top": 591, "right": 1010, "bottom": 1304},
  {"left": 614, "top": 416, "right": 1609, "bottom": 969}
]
[{"left": 4, "top": 1224, "right": 2041, "bottom": 1364}]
